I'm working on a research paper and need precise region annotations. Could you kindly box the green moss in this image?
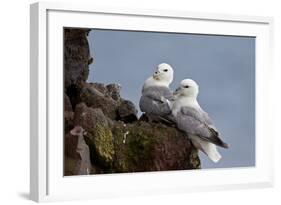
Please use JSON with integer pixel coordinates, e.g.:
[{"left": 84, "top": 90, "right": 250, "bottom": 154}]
[
  {"left": 111, "top": 122, "right": 156, "bottom": 172},
  {"left": 86, "top": 121, "right": 200, "bottom": 173},
  {"left": 84, "top": 123, "right": 115, "bottom": 170},
  {"left": 94, "top": 123, "right": 115, "bottom": 164},
  {"left": 126, "top": 126, "right": 155, "bottom": 164},
  {"left": 111, "top": 123, "right": 129, "bottom": 171}
]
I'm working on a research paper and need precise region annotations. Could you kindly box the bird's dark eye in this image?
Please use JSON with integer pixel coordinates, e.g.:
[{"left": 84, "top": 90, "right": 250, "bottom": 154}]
[
  {"left": 163, "top": 69, "right": 168, "bottom": 72},
  {"left": 184, "top": 85, "right": 189, "bottom": 88}
]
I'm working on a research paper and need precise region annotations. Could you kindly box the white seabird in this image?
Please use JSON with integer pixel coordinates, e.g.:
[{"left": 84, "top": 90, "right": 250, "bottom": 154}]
[
  {"left": 139, "top": 63, "right": 175, "bottom": 123},
  {"left": 172, "top": 79, "right": 229, "bottom": 163}
]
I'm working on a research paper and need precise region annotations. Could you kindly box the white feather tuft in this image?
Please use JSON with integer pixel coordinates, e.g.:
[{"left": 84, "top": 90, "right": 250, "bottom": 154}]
[{"left": 190, "top": 135, "right": 222, "bottom": 163}]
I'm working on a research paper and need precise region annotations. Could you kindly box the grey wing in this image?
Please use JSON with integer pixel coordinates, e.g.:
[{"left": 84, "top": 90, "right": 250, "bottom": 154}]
[
  {"left": 162, "top": 87, "right": 174, "bottom": 101},
  {"left": 139, "top": 86, "right": 172, "bottom": 116},
  {"left": 143, "top": 86, "right": 173, "bottom": 101},
  {"left": 182, "top": 107, "right": 217, "bottom": 130},
  {"left": 139, "top": 95, "right": 171, "bottom": 116},
  {"left": 177, "top": 107, "right": 228, "bottom": 148},
  {"left": 201, "top": 110, "right": 217, "bottom": 130}
]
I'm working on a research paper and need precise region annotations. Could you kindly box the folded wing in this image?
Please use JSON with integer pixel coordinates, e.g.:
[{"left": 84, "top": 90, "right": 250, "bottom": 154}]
[
  {"left": 140, "top": 86, "right": 173, "bottom": 117},
  {"left": 176, "top": 106, "right": 228, "bottom": 148}
]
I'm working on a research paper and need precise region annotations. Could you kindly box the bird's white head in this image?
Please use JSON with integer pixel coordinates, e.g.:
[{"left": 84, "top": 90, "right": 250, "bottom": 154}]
[
  {"left": 174, "top": 79, "right": 199, "bottom": 99},
  {"left": 152, "top": 63, "right": 174, "bottom": 85}
]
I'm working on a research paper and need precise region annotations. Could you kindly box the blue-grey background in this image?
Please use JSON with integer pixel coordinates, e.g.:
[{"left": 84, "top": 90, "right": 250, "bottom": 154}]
[{"left": 87, "top": 29, "right": 255, "bottom": 169}]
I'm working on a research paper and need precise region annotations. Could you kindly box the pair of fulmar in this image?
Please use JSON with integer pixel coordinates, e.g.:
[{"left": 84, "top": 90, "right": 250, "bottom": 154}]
[{"left": 139, "top": 63, "right": 229, "bottom": 163}]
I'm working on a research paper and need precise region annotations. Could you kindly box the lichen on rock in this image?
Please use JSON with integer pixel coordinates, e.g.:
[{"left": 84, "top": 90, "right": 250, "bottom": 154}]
[
  {"left": 73, "top": 102, "right": 115, "bottom": 171},
  {"left": 88, "top": 123, "right": 115, "bottom": 168},
  {"left": 111, "top": 121, "right": 200, "bottom": 172}
]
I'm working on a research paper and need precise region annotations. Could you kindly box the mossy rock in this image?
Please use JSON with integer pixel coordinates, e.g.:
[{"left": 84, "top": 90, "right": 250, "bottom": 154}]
[
  {"left": 112, "top": 122, "right": 156, "bottom": 172},
  {"left": 94, "top": 123, "right": 115, "bottom": 164},
  {"left": 112, "top": 121, "right": 200, "bottom": 173},
  {"left": 73, "top": 102, "right": 200, "bottom": 173},
  {"left": 85, "top": 123, "right": 115, "bottom": 171}
]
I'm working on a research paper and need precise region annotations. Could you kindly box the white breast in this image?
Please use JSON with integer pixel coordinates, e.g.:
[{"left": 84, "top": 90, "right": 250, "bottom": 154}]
[{"left": 143, "top": 77, "right": 169, "bottom": 91}]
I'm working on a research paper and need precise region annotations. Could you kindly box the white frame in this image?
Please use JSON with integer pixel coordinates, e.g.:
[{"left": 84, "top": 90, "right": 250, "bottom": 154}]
[{"left": 30, "top": 2, "right": 274, "bottom": 202}]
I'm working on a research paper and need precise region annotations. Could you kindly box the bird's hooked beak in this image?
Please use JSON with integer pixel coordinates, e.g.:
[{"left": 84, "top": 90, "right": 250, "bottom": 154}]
[
  {"left": 173, "top": 87, "right": 181, "bottom": 95},
  {"left": 153, "top": 71, "right": 160, "bottom": 80}
]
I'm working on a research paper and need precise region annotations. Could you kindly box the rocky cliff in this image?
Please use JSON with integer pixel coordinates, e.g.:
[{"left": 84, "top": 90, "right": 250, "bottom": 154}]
[{"left": 63, "top": 28, "right": 200, "bottom": 175}]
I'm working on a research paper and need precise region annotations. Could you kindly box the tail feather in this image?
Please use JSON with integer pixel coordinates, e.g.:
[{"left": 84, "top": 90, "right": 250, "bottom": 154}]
[{"left": 190, "top": 135, "right": 222, "bottom": 163}]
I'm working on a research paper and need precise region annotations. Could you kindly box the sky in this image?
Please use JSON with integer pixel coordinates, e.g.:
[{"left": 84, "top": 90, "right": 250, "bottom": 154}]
[{"left": 87, "top": 29, "right": 255, "bottom": 169}]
